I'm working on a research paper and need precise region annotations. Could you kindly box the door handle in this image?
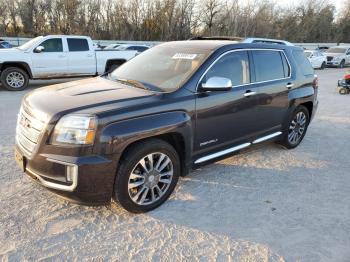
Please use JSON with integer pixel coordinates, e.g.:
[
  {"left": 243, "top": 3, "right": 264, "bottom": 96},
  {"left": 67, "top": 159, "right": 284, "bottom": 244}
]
[
  {"left": 244, "top": 90, "right": 257, "bottom": 97},
  {"left": 87, "top": 54, "right": 93, "bottom": 57},
  {"left": 58, "top": 55, "right": 66, "bottom": 58},
  {"left": 286, "top": 83, "right": 294, "bottom": 89}
]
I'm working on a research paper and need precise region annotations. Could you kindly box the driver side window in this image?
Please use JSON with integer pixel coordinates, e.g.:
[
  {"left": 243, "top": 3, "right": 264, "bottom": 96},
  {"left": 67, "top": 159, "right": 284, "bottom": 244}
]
[
  {"left": 37, "top": 38, "right": 63, "bottom": 52},
  {"left": 202, "top": 51, "right": 250, "bottom": 87}
]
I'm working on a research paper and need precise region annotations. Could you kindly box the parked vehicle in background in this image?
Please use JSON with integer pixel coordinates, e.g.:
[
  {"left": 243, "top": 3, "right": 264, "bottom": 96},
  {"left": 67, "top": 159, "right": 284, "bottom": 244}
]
[
  {"left": 337, "top": 73, "right": 350, "bottom": 95},
  {"left": 0, "top": 35, "right": 139, "bottom": 91},
  {"left": 115, "top": 44, "right": 149, "bottom": 53},
  {"left": 104, "top": 44, "right": 121, "bottom": 50},
  {"left": 15, "top": 38, "right": 318, "bottom": 213},
  {"left": 242, "top": 37, "right": 294, "bottom": 46},
  {"left": 304, "top": 50, "right": 326, "bottom": 69},
  {"left": 0, "top": 41, "right": 12, "bottom": 49},
  {"left": 325, "top": 46, "right": 350, "bottom": 68},
  {"left": 315, "top": 46, "right": 329, "bottom": 53}
]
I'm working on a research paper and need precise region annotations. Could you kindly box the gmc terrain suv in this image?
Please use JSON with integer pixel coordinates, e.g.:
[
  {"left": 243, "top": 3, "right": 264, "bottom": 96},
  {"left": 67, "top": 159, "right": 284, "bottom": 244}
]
[{"left": 15, "top": 39, "right": 318, "bottom": 213}]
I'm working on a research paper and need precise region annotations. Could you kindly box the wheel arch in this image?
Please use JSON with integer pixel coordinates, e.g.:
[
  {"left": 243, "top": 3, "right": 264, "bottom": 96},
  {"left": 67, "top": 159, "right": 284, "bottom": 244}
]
[
  {"left": 118, "top": 133, "right": 188, "bottom": 176},
  {"left": 104, "top": 59, "right": 127, "bottom": 73},
  {"left": 0, "top": 62, "right": 33, "bottom": 78}
]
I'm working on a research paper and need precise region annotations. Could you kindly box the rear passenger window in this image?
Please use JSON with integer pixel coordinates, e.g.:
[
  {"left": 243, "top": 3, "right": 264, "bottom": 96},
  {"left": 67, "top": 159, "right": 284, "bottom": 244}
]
[
  {"left": 203, "top": 51, "right": 250, "bottom": 86},
  {"left": 252, "top": 50, "right": 286, "bottom": 81},
  {"left": 67, "top": 38, "right": 89, "bottom": 52},
  {"left": 292, "top": 50, "right": 314, "bottom": 76}
]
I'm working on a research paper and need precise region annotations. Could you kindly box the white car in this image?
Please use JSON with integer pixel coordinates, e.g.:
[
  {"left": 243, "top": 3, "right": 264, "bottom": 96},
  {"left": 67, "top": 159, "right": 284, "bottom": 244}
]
[
  {"left": 324, "top": 46, "right": 350, "bottom": 68},
  {"left": 304, "top": 50, "right": 327, "bottom": 69},
  {"left": 0, "top": 35, "right": 139, "bottom": 91},
  {"left": 115, "top": 44, "right": 149, "bottom": 53}
]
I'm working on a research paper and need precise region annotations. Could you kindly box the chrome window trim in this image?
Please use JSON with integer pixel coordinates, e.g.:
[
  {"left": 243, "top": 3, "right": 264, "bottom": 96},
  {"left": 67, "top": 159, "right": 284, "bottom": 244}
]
[{"left": 196, "top": 48, "right": 292, "bottom": 92}]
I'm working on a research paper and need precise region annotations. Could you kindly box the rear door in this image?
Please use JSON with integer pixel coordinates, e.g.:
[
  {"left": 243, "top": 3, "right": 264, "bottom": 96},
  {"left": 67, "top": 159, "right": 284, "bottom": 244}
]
[
  {"left": 31, "top": 38, "right": 67, "bottom": 78},
  {"left": 250, "top": 49, "right": 292, "bottom": 133},
  {"left": 66, "top": 38, "right": 96, "bottom": 75},
  {"left": 194, "top": 50, "right": 261, "bottom": 158}
]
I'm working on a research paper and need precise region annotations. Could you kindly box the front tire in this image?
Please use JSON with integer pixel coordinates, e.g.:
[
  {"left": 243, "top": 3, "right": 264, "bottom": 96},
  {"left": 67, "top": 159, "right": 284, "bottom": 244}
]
[
  {"left": 279, "top": 106, "right": 310, "bottom": 149},
  {"left": 113, "top": 139, "right": 180, "bottom": 213},
  {"left": 339, "top": 60, "right": 345, "bottom": 68},
  {"left": 0, "top": 67, "right": 29, "bottom": 91}
]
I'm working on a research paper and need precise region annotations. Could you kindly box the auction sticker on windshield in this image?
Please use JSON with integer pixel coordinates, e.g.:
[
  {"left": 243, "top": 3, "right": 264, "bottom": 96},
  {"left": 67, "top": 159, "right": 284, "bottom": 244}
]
[{"left": 172, "top": 53, "right": 197, "bottom": 60}]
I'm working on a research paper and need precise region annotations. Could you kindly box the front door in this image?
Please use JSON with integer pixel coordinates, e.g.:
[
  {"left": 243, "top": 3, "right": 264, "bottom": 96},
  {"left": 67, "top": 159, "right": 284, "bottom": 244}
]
[
  {"left": 31, "top": 38, "right": 68, "bottom": 78},
  {"left": 194, "top": 50, "right": 262, "bottom": 160}
]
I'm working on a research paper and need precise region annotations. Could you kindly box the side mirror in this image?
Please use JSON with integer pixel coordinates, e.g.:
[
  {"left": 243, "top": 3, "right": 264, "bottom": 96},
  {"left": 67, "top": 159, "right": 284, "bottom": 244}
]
[
  {"left": 34, "top": 46, "right": 44, "bottom": 53},
  {"left": 200, "top": 77, "right": 232, "bottom": 91}
]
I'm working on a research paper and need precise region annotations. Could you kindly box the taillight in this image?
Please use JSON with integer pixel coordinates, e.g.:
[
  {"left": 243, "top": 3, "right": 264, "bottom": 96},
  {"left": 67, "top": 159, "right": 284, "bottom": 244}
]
[{"left": 313, "top": 74, "right": 318, "bottom": 89}]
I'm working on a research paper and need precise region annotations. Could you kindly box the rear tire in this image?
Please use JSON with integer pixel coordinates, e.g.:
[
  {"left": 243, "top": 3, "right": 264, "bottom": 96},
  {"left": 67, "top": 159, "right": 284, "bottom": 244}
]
[
  {"left": 1, "top": 67, "right": 29, "bottom": 91},
  {"left": 279, "top": 105, "right": 310, "bottom": 149},
  {"left": 113, "top": 138, "right": 180, "bottom": 213},
  {"left": 320, "top": 62, "right": 325, "bottom": 70}
]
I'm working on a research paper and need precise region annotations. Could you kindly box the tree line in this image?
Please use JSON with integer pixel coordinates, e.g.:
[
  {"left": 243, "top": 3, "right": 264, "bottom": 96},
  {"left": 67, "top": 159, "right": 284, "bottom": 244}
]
[{"left": 0, "top": 0, "right": 350, "bottom": 43}]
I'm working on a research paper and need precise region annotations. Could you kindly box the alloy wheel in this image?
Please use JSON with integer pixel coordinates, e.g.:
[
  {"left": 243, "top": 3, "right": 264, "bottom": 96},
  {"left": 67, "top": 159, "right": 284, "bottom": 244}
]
[
  {"left": 128, "top": 152, "right": 174, "bottom": 206},
  {"left": 6, "top": 72, "right": 25, "bottom": 89},
  {"left": 288, "top": 111, "right": 307, "bottom": 145}
]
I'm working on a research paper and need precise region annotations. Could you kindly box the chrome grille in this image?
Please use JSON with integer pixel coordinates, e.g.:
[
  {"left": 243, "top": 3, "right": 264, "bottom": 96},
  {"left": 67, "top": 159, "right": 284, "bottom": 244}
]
[
  {"left": 327, "top": 56, "right": 333, "bottom": 61},
  {"left": 16, "top": 105, "right": 46, "bottom": 157}
]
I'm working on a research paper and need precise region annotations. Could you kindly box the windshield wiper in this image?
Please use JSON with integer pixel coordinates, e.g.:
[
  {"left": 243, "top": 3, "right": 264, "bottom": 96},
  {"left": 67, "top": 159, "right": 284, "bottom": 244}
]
[{"left": 110, "top": 76, "right": 150, "bottom": 90}]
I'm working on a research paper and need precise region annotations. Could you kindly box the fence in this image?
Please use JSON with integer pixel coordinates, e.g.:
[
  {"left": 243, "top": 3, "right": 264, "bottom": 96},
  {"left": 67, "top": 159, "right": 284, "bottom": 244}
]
[
  {"left": 0, "top": 36, "right": 348, "bottom": 49},
  {"left": 0, "top": 36, "right": 160, "bottom": 47}
]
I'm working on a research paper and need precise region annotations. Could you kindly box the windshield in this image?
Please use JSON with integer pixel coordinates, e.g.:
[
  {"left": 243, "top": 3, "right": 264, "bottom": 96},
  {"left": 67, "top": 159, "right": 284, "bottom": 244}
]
[
  {"left": 17, "top": 36, "right": 44, "bottom": 51},
  {"left": 326, "top": 47, "right": 346, "bottom": 54},
  {"left": 109, "top": 44, "right": 211, "bottom": 92},
  {"left": 304, "top": 51, "right": 312, "bottom": 57}
]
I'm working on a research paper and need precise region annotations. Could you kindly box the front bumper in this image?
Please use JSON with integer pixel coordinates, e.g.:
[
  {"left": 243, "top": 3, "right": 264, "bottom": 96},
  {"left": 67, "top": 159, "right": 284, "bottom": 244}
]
[
  {"left": 15, "top": 145, "right": 118, "bottom": 205},
  {"left": 326, "top": 61, "right": 341, "bottom": 67}
]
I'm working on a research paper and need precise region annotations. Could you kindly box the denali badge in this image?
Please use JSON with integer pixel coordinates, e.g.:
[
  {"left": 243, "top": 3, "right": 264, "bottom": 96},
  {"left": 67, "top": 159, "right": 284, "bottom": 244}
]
[{"left": 200, "top": 139, "right": 218, "bottom": 147}]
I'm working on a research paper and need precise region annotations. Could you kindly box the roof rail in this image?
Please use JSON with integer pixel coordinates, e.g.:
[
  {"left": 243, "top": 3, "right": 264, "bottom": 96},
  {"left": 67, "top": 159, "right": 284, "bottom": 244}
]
[
  {"left": 189, "top": 36, "right": 244, "bottom": 41},
  {"left": 189, "top": 36, "right": 294, "bottom": 46}
]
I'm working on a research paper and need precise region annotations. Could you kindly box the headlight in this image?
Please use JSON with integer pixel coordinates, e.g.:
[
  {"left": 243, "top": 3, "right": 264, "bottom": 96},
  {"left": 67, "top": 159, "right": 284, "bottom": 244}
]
[
  {"left": 334, "top": 57, "right": 341, "bottom": 61},
  {"left": 51, "top": 115, "right": 97, "bottom": 145}
]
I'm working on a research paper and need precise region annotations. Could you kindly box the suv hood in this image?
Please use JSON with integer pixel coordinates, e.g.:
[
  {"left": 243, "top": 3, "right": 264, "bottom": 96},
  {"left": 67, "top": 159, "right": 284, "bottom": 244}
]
[
  {"left": 23, "top": 77, "right": 158, "bottom": 120},
  {"left": 325, "top": 53, "right": 345, "bottom": 57}
]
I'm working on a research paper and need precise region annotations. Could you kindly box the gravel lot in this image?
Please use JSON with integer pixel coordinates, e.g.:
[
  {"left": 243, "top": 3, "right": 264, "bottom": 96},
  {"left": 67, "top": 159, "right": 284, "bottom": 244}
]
[{"left": 1, "top": 70, "right": 350, "bottom": 262}]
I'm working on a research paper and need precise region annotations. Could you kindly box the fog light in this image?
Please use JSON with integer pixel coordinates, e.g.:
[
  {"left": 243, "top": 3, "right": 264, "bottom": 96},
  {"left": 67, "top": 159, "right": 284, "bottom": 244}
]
[{"left": 66, "top": 166, "right": 77, "bottom": 182}]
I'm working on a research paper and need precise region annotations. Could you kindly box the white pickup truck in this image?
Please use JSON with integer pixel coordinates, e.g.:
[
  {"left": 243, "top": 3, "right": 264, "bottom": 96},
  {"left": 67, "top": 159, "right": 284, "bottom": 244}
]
[{"left": 0, "top": 35, "right": 139, "bottom": 90}]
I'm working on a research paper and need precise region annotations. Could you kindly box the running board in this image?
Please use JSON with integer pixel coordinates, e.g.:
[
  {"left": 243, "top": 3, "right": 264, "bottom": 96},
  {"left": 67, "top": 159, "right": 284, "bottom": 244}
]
[
  {"left": 194, "top": 143, "right": 251, "bottom": 164},
  {"left": 194, "top": 131, "right": 282, "bottom": 164},
  {"left": 252, "top": 131, "right": 282, "bottom": 144}
]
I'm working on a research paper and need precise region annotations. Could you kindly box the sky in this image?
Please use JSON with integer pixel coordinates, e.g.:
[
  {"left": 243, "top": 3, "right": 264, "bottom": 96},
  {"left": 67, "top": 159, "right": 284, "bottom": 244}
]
[{"left": 277, "top": 0, "right": 346, "bottom": 13}]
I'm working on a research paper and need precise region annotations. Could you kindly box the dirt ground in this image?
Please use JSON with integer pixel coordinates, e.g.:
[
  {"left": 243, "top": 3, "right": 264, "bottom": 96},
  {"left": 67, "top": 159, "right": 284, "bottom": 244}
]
[{"left": 0, "top": 69, "right": 349, "bottom": 262}]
